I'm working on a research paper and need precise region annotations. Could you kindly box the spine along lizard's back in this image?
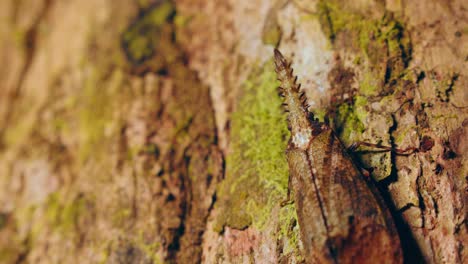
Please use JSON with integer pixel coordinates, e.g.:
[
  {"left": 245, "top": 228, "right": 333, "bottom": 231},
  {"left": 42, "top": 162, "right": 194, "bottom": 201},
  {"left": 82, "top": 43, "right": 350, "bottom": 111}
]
[{"left": 274, "top": 49, "right": 403, "bottom": 264}]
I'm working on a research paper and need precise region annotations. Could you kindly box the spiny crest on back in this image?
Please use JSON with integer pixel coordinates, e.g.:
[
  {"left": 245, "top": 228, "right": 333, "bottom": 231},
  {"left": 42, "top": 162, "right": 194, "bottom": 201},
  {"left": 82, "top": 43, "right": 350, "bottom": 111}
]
[
  {"left": 273, "top": 48, "right": 327, "bottom": 148},
  {"left": 274, "top": 49, "right": 314, "bottom": 122}
]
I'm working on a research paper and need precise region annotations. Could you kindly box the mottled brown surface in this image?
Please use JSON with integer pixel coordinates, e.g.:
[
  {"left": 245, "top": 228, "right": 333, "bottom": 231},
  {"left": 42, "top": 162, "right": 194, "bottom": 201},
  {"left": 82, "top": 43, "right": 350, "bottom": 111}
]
[
  {"left": 275, "top": 49, "right": 402, "bottom": 263},
  {"left": 320, "top": 1, "right": 467, "bottom": 263},
  {"left": 0, "top": 0, "right": 466, "bottom": 263},
  {"left": 0, "top": 1, "right": 221, "bottom": 263}
]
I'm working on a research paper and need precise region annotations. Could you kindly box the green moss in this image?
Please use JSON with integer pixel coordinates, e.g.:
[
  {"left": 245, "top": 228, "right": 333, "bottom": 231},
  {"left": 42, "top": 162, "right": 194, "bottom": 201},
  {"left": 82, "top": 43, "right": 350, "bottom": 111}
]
[
  {"left": 122, "top": 0, "right": 175, "bottom": 64},
  {"left": 354, "top": 96, "right": 369, "bottom": 122},
  {"left": 318, "top": 1, "right": 412, "bottom": 182},
  {"left": 317, "top": 1, "right": 354, "bottom": 42},
  {"left": 214, "top": 61, "right": 290, "bottom": 231},
  {"left": 137, "top": 0, "right": 151, "bottom": 9},
  {"left": 334, "top": 96, "right": 394, "bottom": 181},
  {"left": 52, "top": 117, "right": 68, "bottom": 132},
  {"left": 213, "top": 60, "right": 302, "bottom": 256},
  {"left": 98, "top": 249, "right": 109, "bottom": 264},
  {"left": 45, "top": 193, "right": 60, "bottom": 223},
  {"left": 145, "top": 1, "right": 174, "bottom": 25},
  {"left": 318, "top": 1, "right": 409, "bottom": 58},
  {"left": 78, "top": 68, "right": 123, "bottom": 163},
  {"left": 174, "top": 14, "right": 191, "bottom": 28},
  {"left": 42, "top": 193, "right": 90, "bottom": 237},
  {"left": 112, "top": 208, "right": 132, "bottom": 227},
  {"left": 278, "top": 204, "right": 301, "bottom": 256},
  {"left": 359, "top": 71, "right": 380, "bottom": 96},
  {"left": 318, "top": 0, "right": 411, "bottom": 92},
  {"left": 334, "top": 102, "right": 366, "bottom": 146},
  {"left": 45, "top": 192, "right": 90, "bottom": 235}
]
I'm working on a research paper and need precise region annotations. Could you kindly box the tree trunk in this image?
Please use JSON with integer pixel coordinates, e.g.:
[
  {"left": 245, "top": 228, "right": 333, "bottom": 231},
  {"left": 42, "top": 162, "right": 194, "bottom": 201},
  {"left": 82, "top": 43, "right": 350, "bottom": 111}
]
[{"left": 0, "top": 0, "right": 466, "bottom": 263}]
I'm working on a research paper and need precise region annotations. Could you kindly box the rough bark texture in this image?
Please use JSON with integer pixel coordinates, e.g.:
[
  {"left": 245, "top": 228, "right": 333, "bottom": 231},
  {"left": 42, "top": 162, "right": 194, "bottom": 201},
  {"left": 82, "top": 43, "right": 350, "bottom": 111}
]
[{"left": 0, "top": 0, "right": 466, "bottom": 263}]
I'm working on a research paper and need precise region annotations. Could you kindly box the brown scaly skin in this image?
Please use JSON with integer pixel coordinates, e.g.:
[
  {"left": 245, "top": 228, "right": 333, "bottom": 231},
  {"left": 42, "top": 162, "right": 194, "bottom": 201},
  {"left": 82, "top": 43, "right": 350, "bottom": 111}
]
[{"left": 274, "top": 49, "right": 403, "bottom": 264}]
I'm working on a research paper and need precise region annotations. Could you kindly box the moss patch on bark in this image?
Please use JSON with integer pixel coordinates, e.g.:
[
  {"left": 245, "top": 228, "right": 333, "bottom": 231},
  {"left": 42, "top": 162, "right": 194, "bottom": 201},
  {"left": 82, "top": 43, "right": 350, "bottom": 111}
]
[{"left": 317, "top": 0, "right": 413, "bottom": 181}]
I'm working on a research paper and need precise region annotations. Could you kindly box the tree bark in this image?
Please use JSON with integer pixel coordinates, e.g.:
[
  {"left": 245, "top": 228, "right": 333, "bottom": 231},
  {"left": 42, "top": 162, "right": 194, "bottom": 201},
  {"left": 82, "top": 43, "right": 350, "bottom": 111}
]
[{"left": 0, "top": 0, "right": 466, "bottom": 263}]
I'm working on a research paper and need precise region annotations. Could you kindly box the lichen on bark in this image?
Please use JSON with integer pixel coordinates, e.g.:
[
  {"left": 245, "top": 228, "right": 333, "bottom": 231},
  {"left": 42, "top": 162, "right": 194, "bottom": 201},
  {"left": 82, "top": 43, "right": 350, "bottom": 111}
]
[
  {"left": 316, "top": 0, "right": 467, "bottom": 262},
  {"left": 0, "top": 1, "right": 222, "bottom": 263},
  {"left": 317, "top": 0, "right": 413, "bottom": 182}
]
